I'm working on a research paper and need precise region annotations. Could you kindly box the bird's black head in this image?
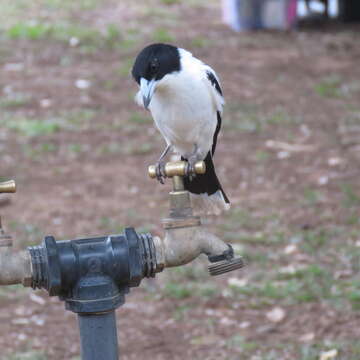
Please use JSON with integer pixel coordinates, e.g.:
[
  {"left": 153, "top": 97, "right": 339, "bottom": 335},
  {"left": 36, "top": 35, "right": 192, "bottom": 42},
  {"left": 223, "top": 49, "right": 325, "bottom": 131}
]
[{"left": 131, "top": 43, "right": 181, "bottom": 85}]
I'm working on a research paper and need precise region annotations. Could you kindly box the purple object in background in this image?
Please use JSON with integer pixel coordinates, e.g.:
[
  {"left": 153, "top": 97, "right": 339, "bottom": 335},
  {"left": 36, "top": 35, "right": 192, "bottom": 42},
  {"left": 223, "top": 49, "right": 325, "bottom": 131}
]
[{"left": 287, "top": 0, "right": 298, "bottom": 26}]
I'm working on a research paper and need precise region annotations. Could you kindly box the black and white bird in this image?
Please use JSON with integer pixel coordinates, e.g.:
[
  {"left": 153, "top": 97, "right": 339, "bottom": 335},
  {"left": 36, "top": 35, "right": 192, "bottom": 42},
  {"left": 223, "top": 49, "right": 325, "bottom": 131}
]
[{"left": 132, "top": 43, "right": 229, "bottom": 215}]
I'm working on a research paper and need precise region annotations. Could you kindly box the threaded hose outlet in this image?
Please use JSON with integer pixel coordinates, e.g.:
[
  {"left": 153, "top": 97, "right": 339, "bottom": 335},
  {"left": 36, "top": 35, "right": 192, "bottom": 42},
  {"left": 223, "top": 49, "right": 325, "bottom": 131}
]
[
  {"left": 208, "top": 257, "right": 244, "bottom": 276},
  {"left": 28, "top": 245, "right": 47, "bottom": 290},
  {"left": 139, "top": 233, "right": 157, "bottom": 278}
]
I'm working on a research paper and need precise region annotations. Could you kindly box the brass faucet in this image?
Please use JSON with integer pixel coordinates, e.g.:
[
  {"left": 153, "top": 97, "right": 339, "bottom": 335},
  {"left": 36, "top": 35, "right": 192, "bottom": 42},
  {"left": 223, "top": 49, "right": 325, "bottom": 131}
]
[
  {"left": 148, "top": 161, "right": 243, "bottom": 275},
  {"left": 0, "top": 180, "right": 16, "bottom": 247},
  {"left": 149, "top": 160, "right": 205, "bottom": 228}
]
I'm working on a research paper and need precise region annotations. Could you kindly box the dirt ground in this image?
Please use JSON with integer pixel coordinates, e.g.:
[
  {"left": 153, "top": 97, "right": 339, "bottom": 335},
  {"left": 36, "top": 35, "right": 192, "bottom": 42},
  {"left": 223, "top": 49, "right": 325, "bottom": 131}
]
[{"left": 0, "top": 1, "right": 360, "bottom": 359}]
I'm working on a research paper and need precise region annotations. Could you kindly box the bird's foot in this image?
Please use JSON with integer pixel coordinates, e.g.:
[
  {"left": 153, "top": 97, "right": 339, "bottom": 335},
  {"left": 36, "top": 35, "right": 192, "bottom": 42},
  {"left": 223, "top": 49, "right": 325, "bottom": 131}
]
[
  {"left": 155, "top": 161, "right": 167, "bottom": 184},
  {"left": 186, "top": 156, "right": 198, "bottom": 181}
]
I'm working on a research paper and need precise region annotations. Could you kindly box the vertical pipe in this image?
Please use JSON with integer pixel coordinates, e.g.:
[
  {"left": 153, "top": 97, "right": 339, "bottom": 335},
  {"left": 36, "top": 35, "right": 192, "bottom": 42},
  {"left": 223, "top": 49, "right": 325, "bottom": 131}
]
[
  {"left": 78, "top": 311, "right": 119, "bottom": 360},
  {"left": 172, "top": 175, "right": 184, "bottom": 191}
]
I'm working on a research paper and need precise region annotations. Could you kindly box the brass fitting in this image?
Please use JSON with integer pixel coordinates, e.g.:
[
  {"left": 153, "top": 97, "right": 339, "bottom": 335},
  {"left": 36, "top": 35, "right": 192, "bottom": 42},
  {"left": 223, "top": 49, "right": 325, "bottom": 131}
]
[
  {"left": 0, "top": 180, "right": 16, "bottom": 194},
  {"left": 0, "top": 179, "right": 32, "bottom": 286},
  {"left": 149, "top": 161, "right": 206, "bottom": 229},
  {"left": 148, "top": 161, "right": 205, "bottom": 179},
  {"left": 0, "top": 179, "right": 16, "bottom": 247},
  {"left": 148, "top": 160, "right": 244, "bottom": 275}
]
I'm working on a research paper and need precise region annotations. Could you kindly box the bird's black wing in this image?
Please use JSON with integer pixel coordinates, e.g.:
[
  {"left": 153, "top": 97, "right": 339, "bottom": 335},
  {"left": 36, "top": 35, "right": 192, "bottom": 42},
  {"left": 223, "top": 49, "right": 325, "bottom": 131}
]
[
  {"left": 212, "top": 111, "right": 222, "bottom": 155},
  {"left": 206, "top": 70, "right": 223, "bottom": 97},
  {"left": 205, "top": 69, "right": 224, "bottom": 156}
]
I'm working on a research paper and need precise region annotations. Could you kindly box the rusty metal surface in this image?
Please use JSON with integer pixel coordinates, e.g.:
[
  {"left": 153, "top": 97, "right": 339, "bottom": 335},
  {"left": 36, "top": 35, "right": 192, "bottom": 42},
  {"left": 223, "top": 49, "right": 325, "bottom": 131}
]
[
  {"left": 158, "top": 226, "right": 230, "bottom": 268},
  {"left": 0, "top": 249, "right": 32, "bottom": 286}
]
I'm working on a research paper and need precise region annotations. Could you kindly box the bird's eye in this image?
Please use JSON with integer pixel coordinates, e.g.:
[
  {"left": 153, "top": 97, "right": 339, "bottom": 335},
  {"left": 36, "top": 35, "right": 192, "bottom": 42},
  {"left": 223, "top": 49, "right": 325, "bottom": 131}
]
[{"left": 150, "top": 60, "right": 159, "bottom": 73}]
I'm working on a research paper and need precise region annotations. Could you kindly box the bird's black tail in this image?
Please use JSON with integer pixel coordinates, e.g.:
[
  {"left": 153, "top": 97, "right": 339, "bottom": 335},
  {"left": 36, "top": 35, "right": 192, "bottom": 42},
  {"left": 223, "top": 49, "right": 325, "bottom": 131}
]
[{"left": 182, "top": 152, "right": 229, "bottom": 204}]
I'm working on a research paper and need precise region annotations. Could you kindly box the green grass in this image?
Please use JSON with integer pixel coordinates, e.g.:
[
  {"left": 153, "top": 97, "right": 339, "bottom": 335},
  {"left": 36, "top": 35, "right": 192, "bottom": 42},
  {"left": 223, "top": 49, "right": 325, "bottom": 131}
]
[
  {"left": 0, "top": 1, "right": 31, "bottom": 30},
  {"left": 5, "top": 118, "right": 62, "bottom": 137},
  {"left": 5, "top": 22, "right": 121, "bottom": 49},
  {"left": 163, "top": 282, "right": 192, "bottom": 299},
  {"left": 4, "top": 351, "right": 47, "bottom": 360},
  {"left": 170, "top": 263, "right": 208, "bottom": 281},
  {"left": 226, "top": 335, "right": 258, "bottom": 352},
  {"left": 346, "top": 211, "right": 360, "bottom": 226},
  {"left": 221, "top": 208, "right": 263, "bottom": 231},
  {"left": 116, "top": 58, "right": 134, "bottom": 78},
  {"left": 160, "top": 0, "right": 180, "bottom": 4},
  {"left": 152, "top": 28, "right": 175, "bottom": 43},
  {"left": 340, "top": 184, "right": 360, "bottom": 208},
  {"left": 298, "top": 229, "right": 329, "bottom": 253},
  {"left": 190, "top": 36, "right": 210, "bottom": 48},
  {"left": 22, "top": 143, "right": 58, "bottom": 160},
  {"left": 225, "top": 104, "right": 298, "bottom": 133},
  {"left": 0, "top": 94, "right": 31, "bottom": 108},
  {"left": 264, "top": 110, "right": 297, "bottom": 126},
  {"left": 172, "top": 304, "right": 191, "bottom": 320},
  {"left": 40, "top": 0, "right": 99, "bottom": 10},
  {"left": 0, "top": 0, "right": 102, "bottom": 30},
  {"left": 314, "top": 76, "right": 342, "bottom": 98},
  {"left": 6, "top": 23, "right": 52, "bottom": 40},
  {"left": 125, "top": 142, "right": 154, "bottom": 155},
  {"left": 232, "top": 273, "right": 333, "bottom": 305},
  {"left": 1, "top": 109, "right": 96, "bottom": 137},
  {"left": 163, "top": 263, "right": 219, "bottom": 300},
  {"left": 223, "top": 341, "right": 360, "bottom": 360},
  {"left": 97, "top": 142, "right": 124, "bottom": 155},
  {"left": 9, "top": 221, "right": 44, "bottom": 246},
  {"left": 128, "top": 113, "right": 152, "bottom": 125},
  {"left": 98, "top": 217, "right": 125, "bottom": 234},
  {"left": 303, "top": 188, "right": 324, "bottom": 206},
  {"left": 255, "top": 150, "right": 270, "bottom": 162}
]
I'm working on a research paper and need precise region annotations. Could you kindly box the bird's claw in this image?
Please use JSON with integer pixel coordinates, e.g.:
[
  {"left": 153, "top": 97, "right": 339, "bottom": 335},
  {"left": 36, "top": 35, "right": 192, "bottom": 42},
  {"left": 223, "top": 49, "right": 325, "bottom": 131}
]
[
  {"left": 155, "top": 161, "right": 166, "bottom": 184},
  {"left": 186, "top": 159, "right": 197, "bottom": 181}
]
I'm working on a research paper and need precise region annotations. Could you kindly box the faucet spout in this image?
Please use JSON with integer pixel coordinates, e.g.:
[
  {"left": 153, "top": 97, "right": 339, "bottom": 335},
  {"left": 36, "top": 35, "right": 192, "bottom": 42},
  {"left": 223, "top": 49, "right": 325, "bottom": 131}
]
[{"left": 155, "top": 226, "right": 231, "bottom": 268}]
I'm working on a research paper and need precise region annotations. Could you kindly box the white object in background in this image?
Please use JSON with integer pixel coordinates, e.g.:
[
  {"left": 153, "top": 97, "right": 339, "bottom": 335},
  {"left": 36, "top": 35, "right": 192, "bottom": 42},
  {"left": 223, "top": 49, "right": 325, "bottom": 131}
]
[
  {"left": 222, "top": 0, "right": 242, "bottom": 31},
  {"left": 297, "top": 0, "right": 338, "bottom": 18}
]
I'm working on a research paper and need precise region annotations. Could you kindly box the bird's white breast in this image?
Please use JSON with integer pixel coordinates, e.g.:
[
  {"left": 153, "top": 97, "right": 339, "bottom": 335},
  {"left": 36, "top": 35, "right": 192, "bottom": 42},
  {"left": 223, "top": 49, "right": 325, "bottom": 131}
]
[{"left": 148, "top": 63, "right": 218, "bottom": 158}]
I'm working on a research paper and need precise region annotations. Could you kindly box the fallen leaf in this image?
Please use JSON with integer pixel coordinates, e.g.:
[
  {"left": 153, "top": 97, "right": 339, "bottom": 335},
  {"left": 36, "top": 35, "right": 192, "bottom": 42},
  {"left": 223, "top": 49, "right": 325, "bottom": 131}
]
[
  {"left": 266, "top": 307, "right": 286, "bottom": 323},
  {"left": 320, "top": 349, "right": 338, "bottom": 360},
  {"left": 228, "top": 277, "right": 248, "bottom": 288},
  {"left": 284, "top": 244, "right": 298, "bottom": 254},
  {"left": 75, "top": 79, "right": 91, "bottom": 89},
  {"left": 29, "top": 293, "right": 46, "bottom": 305}
]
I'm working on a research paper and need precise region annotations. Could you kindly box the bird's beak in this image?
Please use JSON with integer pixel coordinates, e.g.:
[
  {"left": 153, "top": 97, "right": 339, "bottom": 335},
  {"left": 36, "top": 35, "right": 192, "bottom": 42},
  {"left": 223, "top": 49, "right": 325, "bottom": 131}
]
[{"left": 140, "top": 78, "right": 156, "bottom": 109}]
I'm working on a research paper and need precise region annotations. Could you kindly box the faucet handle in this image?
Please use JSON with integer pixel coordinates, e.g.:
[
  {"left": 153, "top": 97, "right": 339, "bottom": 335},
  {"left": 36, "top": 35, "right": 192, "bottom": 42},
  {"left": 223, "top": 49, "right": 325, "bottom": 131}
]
[
  {"left": 148, "top": 161, "right": 205, "bottom": 179},
  {"left": 0, "top": 180, "right": 16, "bottom": 194}
]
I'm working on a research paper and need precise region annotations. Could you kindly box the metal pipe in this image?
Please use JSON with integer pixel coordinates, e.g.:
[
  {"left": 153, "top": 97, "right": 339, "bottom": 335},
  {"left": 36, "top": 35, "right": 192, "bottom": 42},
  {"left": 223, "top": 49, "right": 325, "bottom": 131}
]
[
  {"left": 0, "top": 248, "right": 32, "bottom": 286},
  {"left": 78, "top": 311, "right": 119, "bottom": 360}
]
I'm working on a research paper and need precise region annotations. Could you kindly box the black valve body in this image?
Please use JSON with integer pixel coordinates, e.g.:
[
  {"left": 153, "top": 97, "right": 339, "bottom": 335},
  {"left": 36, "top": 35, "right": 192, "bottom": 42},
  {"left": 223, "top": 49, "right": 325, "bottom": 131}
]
[
  {"left": 28, "top": 228, "right": 156, "bottom": 360},
  {"left": 28, "top": 227, "right": 156, "bottom": 313}
]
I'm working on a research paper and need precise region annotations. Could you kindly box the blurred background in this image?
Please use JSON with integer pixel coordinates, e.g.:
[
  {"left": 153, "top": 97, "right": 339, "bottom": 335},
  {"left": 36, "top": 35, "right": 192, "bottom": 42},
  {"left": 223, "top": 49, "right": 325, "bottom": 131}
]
[{"left": 0, "top": 0, "right": 359, "bottom": 359}]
